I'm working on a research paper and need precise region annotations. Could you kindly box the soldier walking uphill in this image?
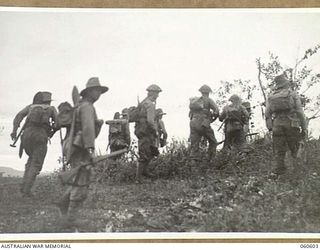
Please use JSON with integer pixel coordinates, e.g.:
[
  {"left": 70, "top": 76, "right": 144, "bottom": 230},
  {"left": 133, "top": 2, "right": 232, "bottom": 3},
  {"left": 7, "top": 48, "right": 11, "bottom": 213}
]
[
  {"left": 189, "top": 85, "right": 219, "bottom": 162},
  {"left": 219, "top": 94, "right": 249, "bottom": 150},
  {"left": 108, "top": 109, "right": 131, "bottom": 161},
  {"left": 135, "top": 84, "right": 162, "bottom": 183},
  {"left": 11, "top": 91, "right": 57, "bottom": 198},
  {"left": 155, "top": 108, "right": 168, "bottom": 148},
  {"left": 56, "top": 77, "right": 107, "bottom": 228},
  {"left": 265, "top": 74, "right": 307, "bottom": 176}
]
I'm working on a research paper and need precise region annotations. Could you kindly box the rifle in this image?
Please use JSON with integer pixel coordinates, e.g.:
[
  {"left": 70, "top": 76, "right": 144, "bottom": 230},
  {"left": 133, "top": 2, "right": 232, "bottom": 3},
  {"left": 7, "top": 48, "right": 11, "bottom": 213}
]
[
  {"left": 105, "top": 119, "right": 128, "bottom": 125},
  {"left": 58, "top": 148, "right": 128, "bottom": 185},
  {"left": 10, "top": 121, "right": 27, "bottom": 148}
]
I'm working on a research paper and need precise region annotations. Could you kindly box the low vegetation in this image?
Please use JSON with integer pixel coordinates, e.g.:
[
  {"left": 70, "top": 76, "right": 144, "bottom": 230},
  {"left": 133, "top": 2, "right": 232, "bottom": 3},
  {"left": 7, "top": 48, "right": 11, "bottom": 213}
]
[{"left": 1, "top": 137, "right": 320, "bottom": 233}]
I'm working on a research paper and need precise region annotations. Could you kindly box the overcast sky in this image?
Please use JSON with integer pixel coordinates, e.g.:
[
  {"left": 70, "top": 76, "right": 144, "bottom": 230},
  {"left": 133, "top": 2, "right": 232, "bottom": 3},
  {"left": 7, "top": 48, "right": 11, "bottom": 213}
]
[{"left": 0, "top": 8, "right": 319, "bottom": 172}]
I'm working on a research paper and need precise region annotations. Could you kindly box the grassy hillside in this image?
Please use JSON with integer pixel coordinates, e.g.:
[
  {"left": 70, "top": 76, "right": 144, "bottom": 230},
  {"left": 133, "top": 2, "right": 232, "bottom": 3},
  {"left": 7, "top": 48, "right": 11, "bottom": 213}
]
[{"left": 1, "top": 137, "right": 320, "bottom": 233}]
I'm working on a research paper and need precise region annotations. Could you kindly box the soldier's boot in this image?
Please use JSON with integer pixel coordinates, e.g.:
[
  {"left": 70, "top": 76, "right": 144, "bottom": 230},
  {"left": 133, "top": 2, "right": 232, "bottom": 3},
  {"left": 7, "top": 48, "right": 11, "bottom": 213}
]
[
  {"left": 141, "top": 162, "right": 155, "bottom": 179},
  {"left": 207, "top": 144, "right": 217, "bottom": 163},
  {"left": 61, "top": 200, "right": 84, "bottom": 230}
]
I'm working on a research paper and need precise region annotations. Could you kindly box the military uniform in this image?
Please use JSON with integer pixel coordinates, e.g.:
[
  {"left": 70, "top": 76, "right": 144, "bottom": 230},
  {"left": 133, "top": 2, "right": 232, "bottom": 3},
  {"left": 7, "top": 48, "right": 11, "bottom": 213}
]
[
  {"left": 57, "top": 77, "right": 107, "bottom": 227},
  {"left": 219, "top": 95, "right": 249, "bottom": 149},
  {"left": 135, "top": 84, "right": 162, "bottom": 182},
  {"left": 108, "top": 111, "right": 130, "bottom": 154},
  {"left": 155, "top": 108, "right": 168, "bottom": 148},
  {"left": 189, "top": 85, "right": 219, "bottom": 161},
  {"left": 265, "top": 74, "right": 307, "bottom": 175},
  {"left": 11, "top": 92, "right": 57, "bottom": 197}
]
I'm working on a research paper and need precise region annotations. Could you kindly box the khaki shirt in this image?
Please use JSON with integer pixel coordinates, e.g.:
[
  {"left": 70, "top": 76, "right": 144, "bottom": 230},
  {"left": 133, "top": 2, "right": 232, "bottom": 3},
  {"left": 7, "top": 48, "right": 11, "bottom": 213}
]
[
  {"left": 265, "top": 89, "right": 307, "bottom": 130},
  {"left": 140, "top": 97, "right": 157, "bottom": 132},
  {"left": 13, "top": 104, "right": 57, "bottom": 133},
  {"left": 75, "top": 100, "right": 102, "bottom": 149},
  {"left": 190, "top": 96, "right": 219, "bottom": 120}
]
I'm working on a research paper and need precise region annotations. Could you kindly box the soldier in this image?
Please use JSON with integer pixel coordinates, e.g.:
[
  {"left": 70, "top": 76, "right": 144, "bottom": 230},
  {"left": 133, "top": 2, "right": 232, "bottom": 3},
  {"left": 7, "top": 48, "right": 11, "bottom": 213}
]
[
  {"left": 56, "top": 77, "right": 107, "bottom": 228},
  {"left": 134, "top": 84, "right": 162, "bottom": 183},
  {"left": 189, "top": 84, "right": 219, "bottom": 162},
  {"left": 219, "top": 94, "right": 249, "bottom": 150},
  {"left": 108, "top": 110, "right": 130, "bottom": 155},
  {"left": 265, "top": 74, "right": 307, "bottom": 175},
  {"left": 155, "top": 108, "right": 168, "bottom": 148},
  {"left": 10, "top": 91, "right": 58, "bottom": 198}
]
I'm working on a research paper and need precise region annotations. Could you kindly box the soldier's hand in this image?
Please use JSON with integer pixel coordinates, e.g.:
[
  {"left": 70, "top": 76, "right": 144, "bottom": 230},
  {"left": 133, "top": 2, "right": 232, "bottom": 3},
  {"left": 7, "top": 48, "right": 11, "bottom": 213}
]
[{"left": 10, "top": 132, "right": 17, "bottom": 141}]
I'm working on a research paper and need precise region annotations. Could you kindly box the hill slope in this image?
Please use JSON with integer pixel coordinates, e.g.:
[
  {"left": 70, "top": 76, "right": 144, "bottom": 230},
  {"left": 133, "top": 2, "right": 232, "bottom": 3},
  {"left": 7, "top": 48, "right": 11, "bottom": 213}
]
[{"left": 0, "top": 138, "right": 320, "bottom": 233}]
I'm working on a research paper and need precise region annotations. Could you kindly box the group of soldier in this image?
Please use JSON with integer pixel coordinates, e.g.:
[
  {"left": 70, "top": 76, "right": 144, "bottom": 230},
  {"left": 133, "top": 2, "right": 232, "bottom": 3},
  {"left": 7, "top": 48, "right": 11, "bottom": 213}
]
[{"left": 10, "top": 73, "right": 307, "bottom": 228}]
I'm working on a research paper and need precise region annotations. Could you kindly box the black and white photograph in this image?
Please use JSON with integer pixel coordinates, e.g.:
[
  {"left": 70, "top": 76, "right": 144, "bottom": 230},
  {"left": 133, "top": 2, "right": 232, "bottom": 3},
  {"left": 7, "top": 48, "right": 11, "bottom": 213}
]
[{"left": 0, "top": 6, "right": 320, "bottom": 238}]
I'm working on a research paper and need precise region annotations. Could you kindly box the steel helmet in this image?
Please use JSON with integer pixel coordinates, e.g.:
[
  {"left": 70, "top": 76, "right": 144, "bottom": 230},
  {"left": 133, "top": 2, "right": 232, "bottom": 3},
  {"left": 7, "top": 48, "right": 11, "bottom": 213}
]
[
  {"left": 199, "top": 84, "right": 212, "bottom": 93},
  {"left": 146, "top": 84, "right": 162, "bottom": 92}
]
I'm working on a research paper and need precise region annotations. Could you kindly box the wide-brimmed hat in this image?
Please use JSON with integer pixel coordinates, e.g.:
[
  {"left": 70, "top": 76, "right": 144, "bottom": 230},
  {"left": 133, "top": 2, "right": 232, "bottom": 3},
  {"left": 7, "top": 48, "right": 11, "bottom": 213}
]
[
  {"left": 80, "top": 77, "right": 109, "bottom": 96},
  {"left": 156, "top": 108, "right": 166, "bottom": 116}
]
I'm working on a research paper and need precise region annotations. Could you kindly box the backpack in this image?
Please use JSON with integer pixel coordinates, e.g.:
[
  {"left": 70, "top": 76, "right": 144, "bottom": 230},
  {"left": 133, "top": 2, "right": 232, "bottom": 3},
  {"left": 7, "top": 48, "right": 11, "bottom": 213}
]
[
  {"left": 27, "top": 104, "right": 51, "bottom": 126},
  {"left": 227, "top": 106, "right": 243, "bottom": 122},
  {"left": 268, "top": 89, "right": 294, "bottom": 112},
  {"left": 127, "top": 105, "right": 142, "bottom": 123},
  {"left": 189, "top": 97, "right": 204, "bottom": 111},
  {"left": 57, "top": 102, "right": 73, "bottom": 128}
]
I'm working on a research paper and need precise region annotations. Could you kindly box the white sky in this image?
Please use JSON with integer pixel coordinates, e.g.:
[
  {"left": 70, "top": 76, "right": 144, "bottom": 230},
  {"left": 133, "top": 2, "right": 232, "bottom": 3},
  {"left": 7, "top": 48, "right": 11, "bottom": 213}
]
[{"left": 0, "top": 8, "right": 319, "bottom": 172}]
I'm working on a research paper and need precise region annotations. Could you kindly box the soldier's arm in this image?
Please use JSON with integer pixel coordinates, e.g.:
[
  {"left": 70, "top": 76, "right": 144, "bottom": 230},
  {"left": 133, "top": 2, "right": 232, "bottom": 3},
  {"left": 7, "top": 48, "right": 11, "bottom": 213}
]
[
  {"left": 146, "top": 102, "right": 157, "bottom": 133},
  {"left": 12, "top": 105, "right": 30, "bottom": 133},
  {"left": 159, "top": 120, "right": 168, "bottom": 139},
  {"left": 219, "top": 107, "right": 227, "bottom": 122},
  {"left": 209, "top": 99, "right": 220, "bottom": 117},
  {"left": 242, "top": 106, "right": 250, "bottom": 124},
  {"left": 48, "top": 106, "right": 59, "bottom": 138},
  {"left": 293, "top": 93, "right": 307, "bottom": 131},
  {"left": 80, "top": 103, "right": 96, "bottom": 149}
]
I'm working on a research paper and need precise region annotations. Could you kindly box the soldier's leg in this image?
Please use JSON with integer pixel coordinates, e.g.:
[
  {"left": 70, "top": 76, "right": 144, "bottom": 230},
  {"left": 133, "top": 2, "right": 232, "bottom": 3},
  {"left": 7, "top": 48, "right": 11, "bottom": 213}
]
[
  {"left": 22, "top": 143, "right": 47, "bottom": 196},
  {"left": 272, "top": 126, "right": 287, "bottom": 175},
  {"left": 136, "top": 135, "right": 154, "bottom": 182},
  {"left": 189, "top": 128, "right": 201, "bottom": 162},
  {"left": 204, "top": 127, "right": 217, "bottom": 161},
  {"left": 56, "top": 188, "right": 71, "bottom": 216},
  {"left": 286, "top": 127, "right": 303, "bottom": 176},
  {"left": 21, "top": 157, "right": 32, "bottom": 195},
  {"left": 64, "top": 150, "right": 91, "bottom": 227},
  {"left": 286, "top": 128, "right": 301, "bottom": 158},
  {"left": 67, "top": 186, "right": 88, "bottom": 226}
]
